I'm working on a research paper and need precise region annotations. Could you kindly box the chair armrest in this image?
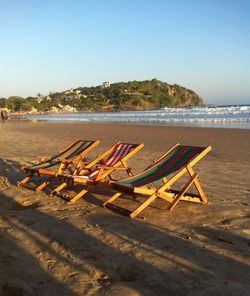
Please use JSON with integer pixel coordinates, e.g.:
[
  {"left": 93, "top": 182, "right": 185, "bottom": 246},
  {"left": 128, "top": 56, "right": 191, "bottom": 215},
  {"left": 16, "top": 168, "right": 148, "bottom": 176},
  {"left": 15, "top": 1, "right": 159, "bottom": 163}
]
[
  {"left": 79, "top": 161, "right": 103, "bottom": 167},
  {"left": 80, "top": 161, "right": 91, "bottom": 165},
  {"left": 36, "top": 155, "right": 50, "bottom": 162},
  {"left": 59, "top": 159, "right": 73, "bottom": 165},
  {"left": 78, "top": 166, "right": 127, "bottom": 172},
  {"left": 96, "top": 166, "right": 128, "bottom": 170}
]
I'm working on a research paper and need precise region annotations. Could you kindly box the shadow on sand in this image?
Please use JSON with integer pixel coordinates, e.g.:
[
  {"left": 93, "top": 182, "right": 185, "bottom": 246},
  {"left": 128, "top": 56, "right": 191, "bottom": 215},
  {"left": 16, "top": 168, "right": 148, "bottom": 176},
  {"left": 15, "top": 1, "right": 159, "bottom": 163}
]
[{"left": 0, "top": 158, "right": 249, "bottom": 295}]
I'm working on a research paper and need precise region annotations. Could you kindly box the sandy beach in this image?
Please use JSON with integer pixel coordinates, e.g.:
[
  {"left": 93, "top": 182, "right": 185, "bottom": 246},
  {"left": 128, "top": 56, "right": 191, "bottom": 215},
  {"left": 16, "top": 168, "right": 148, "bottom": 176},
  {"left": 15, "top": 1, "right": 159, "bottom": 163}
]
[{"left": 0, "top": 121, "right": 250, "bottom": 296}]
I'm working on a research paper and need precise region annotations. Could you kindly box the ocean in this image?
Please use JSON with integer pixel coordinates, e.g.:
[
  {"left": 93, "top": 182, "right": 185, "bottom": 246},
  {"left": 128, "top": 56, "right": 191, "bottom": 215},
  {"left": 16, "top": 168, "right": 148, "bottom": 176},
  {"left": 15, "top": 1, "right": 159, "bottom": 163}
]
[{"left": 25, "top": 105, "right": 250, "bottom": 129}]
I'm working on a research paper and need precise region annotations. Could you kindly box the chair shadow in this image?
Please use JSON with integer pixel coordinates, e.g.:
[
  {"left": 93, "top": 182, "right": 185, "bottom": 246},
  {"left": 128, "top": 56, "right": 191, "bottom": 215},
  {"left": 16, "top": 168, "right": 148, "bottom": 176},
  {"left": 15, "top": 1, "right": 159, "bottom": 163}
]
[
  {"left": 88, "top": 213, "right": 250, "bottom": 295},
  {"left": 0, "top": 158, "right": 27, "bottom": 186},
  {"left": 0, "top": 189, "right": 175, "bottom": 295},
  {"left": 0, "top": 191, "right": 78, "bottom": 296},
  {"left": 0, "top": 157, "right": 68, "bottom": 192}
]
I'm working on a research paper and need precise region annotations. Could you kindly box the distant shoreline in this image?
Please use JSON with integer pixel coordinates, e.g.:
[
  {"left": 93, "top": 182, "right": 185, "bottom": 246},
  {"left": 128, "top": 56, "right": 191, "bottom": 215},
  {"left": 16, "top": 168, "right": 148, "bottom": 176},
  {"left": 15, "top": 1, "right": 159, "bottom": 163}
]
[{"left": 12, "top": 105, "right": 249, "bottom": 130}]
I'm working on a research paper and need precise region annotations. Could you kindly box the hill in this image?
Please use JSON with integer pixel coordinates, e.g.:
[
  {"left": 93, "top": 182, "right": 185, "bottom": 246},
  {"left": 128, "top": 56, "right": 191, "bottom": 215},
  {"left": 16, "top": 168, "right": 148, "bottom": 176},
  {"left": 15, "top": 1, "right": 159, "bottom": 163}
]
[{"left": 0, "top": 79, "right": 204, "bottom": 112}]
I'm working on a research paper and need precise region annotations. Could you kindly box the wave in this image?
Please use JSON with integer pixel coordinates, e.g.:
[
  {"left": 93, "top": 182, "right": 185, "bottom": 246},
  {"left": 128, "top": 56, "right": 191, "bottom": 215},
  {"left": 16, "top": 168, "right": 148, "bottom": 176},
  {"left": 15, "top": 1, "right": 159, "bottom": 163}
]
[{"left": 25, "top": 105, "right": 250, "bottom": 129}]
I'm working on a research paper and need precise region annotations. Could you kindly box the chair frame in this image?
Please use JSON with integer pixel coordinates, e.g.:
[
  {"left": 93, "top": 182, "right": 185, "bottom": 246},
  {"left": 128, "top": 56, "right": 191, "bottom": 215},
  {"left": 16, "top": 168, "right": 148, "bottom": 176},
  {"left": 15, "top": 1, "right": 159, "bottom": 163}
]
[
  {"left": 103, "top": 144, "right": 212, "bottom": 218},
  {"left": 51, "top": 142, "right": 144, "bottom": 203},
  {"left": 18, "top": 139, "right": 100, "bottom": 190}
]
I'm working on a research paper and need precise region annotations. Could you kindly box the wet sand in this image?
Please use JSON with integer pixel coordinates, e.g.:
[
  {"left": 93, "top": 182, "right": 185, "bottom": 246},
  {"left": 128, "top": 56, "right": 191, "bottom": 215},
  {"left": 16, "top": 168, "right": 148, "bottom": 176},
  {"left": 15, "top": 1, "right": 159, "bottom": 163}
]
[{"left": 0, "top": 121, "right": 250, "bottom": 295}]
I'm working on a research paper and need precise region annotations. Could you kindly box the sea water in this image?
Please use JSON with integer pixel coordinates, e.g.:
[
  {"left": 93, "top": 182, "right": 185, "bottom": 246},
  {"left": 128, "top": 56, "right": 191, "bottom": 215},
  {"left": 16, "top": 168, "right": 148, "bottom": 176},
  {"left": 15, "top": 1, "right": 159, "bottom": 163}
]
[{"left": 25, "top": 105, "right": 250, "bottom": 129}]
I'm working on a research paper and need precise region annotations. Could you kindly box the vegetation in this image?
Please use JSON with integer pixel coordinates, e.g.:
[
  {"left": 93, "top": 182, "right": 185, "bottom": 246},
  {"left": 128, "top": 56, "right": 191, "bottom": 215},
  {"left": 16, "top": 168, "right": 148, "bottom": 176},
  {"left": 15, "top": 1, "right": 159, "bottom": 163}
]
[{"left": 0, "top": 79, "right": 203, "bottom": 112}]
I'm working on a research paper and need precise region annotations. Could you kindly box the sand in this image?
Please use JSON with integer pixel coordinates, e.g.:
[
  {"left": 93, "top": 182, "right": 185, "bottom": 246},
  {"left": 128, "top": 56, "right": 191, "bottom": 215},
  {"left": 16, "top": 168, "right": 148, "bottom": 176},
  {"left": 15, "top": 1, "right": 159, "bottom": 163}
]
[{"left": 0, "top": 121, "right": 250, "bottom": 296}]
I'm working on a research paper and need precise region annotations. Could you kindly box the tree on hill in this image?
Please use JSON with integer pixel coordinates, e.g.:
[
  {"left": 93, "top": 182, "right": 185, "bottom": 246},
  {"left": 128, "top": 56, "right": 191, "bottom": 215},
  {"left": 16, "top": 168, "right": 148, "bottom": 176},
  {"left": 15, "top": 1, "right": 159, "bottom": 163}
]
[{"left": 3, "top": 79, "right": 203, "bottom": 112}]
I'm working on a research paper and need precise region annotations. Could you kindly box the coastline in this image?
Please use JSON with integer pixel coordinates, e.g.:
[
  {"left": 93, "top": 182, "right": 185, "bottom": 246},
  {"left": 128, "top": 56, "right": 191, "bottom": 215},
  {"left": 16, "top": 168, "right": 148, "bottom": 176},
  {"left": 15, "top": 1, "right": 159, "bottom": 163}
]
[
  {"left": 19, "top": 105, "right": 250, "bottom": 130},
  {"left": 0, "top": 121, "right": 250, "bottom": 295}
]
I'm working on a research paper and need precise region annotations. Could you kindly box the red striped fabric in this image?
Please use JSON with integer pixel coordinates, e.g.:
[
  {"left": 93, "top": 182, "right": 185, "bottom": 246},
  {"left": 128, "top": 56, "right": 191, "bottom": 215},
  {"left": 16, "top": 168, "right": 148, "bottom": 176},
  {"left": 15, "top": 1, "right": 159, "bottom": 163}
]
[
  {"left": 88, "top": 143, "right": 134, "bottom": 178},
  {"left": 58, "top": 143, "right": 135, "bottom": 183}
]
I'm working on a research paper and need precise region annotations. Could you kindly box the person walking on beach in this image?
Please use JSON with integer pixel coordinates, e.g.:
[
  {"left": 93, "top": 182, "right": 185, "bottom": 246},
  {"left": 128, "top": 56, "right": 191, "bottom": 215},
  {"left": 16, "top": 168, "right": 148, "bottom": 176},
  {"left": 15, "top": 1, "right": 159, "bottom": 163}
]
[{"left": 1, "top": 110, "right": 8, "bottom": 123}]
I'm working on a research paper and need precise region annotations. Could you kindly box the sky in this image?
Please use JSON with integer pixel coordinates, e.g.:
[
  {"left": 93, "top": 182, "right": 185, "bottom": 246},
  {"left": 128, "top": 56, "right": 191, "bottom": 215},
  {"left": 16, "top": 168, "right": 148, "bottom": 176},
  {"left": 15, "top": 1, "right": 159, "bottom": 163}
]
[{"left": 0, "top": 0, "right": 249, "bottom": 105}]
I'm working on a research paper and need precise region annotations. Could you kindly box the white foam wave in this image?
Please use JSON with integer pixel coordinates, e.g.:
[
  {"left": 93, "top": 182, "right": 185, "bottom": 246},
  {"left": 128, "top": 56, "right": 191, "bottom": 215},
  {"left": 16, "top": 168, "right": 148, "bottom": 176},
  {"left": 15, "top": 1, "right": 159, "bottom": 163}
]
[{"left": 25, "top": 105, "right": 250, "bottom": 129}]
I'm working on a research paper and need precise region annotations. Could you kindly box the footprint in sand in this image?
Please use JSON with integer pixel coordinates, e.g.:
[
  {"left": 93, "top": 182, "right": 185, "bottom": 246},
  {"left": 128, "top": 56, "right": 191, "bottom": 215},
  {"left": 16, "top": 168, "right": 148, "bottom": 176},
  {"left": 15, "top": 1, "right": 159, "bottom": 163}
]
[{"left": 0, "top": 176, "right": 10, "bottom": 191}]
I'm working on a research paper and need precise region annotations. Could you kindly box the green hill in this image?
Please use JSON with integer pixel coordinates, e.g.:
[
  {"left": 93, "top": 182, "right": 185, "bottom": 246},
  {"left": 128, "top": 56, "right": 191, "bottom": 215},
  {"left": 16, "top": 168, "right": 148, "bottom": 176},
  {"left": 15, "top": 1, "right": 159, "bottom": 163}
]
[
  {"left": 98, "top": 79, "right": 203, "bottom": 110},
  {"left": 58, "top": 79, "right": 204, "bottom": 111},
  {"left": 0, "top": 79, "right": 204, "bottom": 112}
]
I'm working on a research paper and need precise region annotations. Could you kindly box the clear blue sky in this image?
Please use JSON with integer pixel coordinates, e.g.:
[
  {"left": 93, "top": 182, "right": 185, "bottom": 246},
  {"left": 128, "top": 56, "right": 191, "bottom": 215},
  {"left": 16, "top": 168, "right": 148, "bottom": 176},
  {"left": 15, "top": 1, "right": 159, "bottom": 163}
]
[{"left": 0, "top": 0, "right": 249, "bottom": 105}]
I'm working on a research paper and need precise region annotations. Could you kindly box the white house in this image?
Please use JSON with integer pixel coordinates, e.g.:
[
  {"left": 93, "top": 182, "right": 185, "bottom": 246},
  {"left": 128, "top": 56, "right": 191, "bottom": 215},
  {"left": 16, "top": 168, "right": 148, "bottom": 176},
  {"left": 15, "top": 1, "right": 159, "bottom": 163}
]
[{"left": 100, "top": 81, "right": 110, "bottom": 89}]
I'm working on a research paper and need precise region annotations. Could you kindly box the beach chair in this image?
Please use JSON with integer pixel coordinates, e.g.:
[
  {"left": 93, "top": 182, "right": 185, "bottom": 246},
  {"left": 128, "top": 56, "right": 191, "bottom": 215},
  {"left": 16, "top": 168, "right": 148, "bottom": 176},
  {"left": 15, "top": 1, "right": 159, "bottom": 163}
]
[
  {"left": 103, "top": 144, "right": 212, "bottom": 218},
  {"left": 51, "top": 142, "right": 144, "bottom": 203},
  {"left": 18, "top": 139, "right": 100, "bottom": 189}
]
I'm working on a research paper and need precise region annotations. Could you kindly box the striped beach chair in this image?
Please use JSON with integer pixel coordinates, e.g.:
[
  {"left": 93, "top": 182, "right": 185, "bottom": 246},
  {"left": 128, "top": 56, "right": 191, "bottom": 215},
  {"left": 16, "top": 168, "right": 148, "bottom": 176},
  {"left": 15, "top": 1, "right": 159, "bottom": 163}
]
[
  {"left": 103, "top": 144, "right": 212, "bottom": 218},
  {"left": 18, "top": 139, "right": 100, "bottom": 190},
  {"left": 51, "top": 142, "right": 144, "bottom": 203}
]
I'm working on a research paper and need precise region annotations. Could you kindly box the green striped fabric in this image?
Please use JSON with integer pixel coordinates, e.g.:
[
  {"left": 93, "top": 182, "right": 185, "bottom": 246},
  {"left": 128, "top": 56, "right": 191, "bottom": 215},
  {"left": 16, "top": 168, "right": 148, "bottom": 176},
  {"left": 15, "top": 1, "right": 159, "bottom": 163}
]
[{"left": 117, "top": 145, "right": 204, "bottom": 187}]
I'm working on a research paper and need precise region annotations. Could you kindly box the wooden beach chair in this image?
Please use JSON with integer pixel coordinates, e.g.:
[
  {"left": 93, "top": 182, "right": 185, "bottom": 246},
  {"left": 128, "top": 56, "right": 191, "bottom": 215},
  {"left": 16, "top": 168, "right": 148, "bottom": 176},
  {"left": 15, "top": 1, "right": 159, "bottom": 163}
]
[
  {"left": 51, "top": 142, "right": 144, "bottom": 203},
  {"left": 103, "top": 144, "right": 212, "bottom": 218},
  {"left": 18, "top": 139, "right": 100, "bottom": 189}
]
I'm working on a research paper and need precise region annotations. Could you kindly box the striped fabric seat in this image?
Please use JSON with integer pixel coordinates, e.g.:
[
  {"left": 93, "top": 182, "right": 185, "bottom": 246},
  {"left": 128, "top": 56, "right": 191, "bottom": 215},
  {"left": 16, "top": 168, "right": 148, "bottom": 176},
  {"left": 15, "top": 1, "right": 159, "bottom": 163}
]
[
  {"left": 18, "top": 139, "right": 100, "bottom": 189},
  {"left": 51, "top": 141, "right": 144, "bottom": 204},
  {"left": 104, "top": 143, "right": 212, "bottom": 218},
  {"left": 61, "top": 143, "right": 136, "bottom": 181},
  {"left": 117, "top": 145, "right": 204, "bottom": 187},
  {"left": 28, "top": 140, "right": 97, "bottom": 171}
]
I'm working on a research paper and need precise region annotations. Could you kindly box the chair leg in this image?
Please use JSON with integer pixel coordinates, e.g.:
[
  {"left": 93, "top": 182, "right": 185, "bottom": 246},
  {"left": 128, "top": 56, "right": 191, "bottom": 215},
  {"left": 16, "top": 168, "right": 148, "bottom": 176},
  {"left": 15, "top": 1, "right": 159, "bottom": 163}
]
[
  {"left": 103, "top": 192, "right": 122, "bottom": 207},
  {"left": 187, "top": 166, "right": 208, "bottom": 204},
  {"left": 51, "top": 182, "right": 67, "bottom": 195},
  {"left": 36, "top": 176, "right": 55, "bottom": 191},
  {"left": 18, "top": 174, "right": 33, "bottom": 186},
  {"left": 130, "top": 193, "right": 158, "bottom": 219},
  {"left": 192, "top": 178, "right": 208, "bottom": 204},
  {"left": 168, "top": 174, "right": 197, "bottom": 211},
  {"left": 69, "top": 189, "right": 88, "bottom": 203}
]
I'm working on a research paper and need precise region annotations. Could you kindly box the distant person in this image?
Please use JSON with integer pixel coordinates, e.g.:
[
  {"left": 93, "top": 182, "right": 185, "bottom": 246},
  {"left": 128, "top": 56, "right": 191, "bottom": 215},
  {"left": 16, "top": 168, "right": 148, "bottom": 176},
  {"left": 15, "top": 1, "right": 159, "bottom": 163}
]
[{"left": 1, "top": 110, "right": 8, "bottom": 123}]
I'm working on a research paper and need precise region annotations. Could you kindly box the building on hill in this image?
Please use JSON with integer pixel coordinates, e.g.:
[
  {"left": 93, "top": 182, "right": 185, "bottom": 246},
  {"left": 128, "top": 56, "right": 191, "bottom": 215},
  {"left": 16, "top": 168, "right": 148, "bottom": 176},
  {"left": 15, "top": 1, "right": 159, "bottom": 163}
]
[
  {"left": 62, "top": 105, "right": 77, "bottom": 112},
  {"left": 100, "top": 81, "right": 110, "bottom": 89},
  {"left": 29, "top": 106, "right": 38, "bottom": 114},
  {"left": 50, "top": 106, "right": 59, "bottom": 113},
  {"left": 37, "top": 97, "right": 43, "bottom": 104}
]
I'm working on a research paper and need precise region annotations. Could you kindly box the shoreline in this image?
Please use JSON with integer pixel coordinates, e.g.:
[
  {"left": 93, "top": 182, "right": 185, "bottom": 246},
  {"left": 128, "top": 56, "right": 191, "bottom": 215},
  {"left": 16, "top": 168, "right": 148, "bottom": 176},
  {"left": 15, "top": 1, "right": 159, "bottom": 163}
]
[
  {"left": 18, "top": 104, "right": 250, "bottom": 130},
  {"left": 9, "top": 117, "right": 250, "bottom": 130}
]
